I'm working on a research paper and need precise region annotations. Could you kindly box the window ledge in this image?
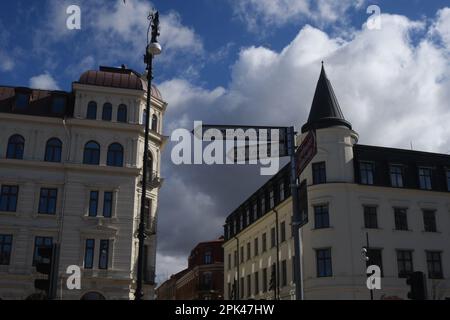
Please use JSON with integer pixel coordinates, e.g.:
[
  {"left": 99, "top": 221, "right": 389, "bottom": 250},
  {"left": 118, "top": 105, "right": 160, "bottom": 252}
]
[
  {"left": 392, "top": 229, "right": 413, "bottom": 232},
  {"left": 421, "top": 230, "right": 441, "bottom": 234},
  {"left": 82, "top": 215, "right": 118, "bottom": 222},
  {"left": 311, "top": 227, "right": 334, "bottom": 231},
  {"left": 0, "top": 211, "right": 19, "bottom": 217},
  {"left": 362, "top": 227, "right": 382, "bottom": 230},
  {"left": 33, "top": 213, "right": 58, "bottom": 219}
]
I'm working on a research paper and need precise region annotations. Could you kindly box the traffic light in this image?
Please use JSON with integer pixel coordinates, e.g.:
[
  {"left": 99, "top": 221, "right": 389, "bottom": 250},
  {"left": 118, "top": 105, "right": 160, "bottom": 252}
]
[
  {"left": 406, "top": 271, "right": 427, "bottom": 300},
  {"left": 34, "top": 244, "right": 59, "bottom": 299}
]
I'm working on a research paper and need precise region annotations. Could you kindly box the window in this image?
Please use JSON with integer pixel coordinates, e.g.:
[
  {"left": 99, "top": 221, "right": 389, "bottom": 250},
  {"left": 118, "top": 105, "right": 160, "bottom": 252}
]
[
  {"left": 38, "top": 188, "right": 58, "bottom": 215},
  {"left": 253, "top": 202, "right": 258, "bottom": 220},
  {"left": 447, "top": 170, "right": 450, "bottom": 191},
  {"left": 144, "top": 198, "right": 152, "bottom": 229},
  {"left": 281, "top": 260, "right": 287, "bottom": 286},
  {"left": 397, "top": 250, "right": 413, "bottom": 278},
  {"left": 89, "top": 191, "right": 99, "bottom": 217},
  {"left": 15, "top": 93, "right": 29, "bottom": 109},
  {"left": 418, "top": 167, "right": 432, "bottom": 190},
  {"left": 142, "top": 110, "right": 147, "bottom": 126},
  {"left": 316, "top": 248, "right": 332, "bottom": 277},
  {"left": 240, "top": 247, "right": 244, "bottom": 263},
  {"left": 394, "top": 208, "right": 408, "bottom": 230},
  {"left": 84, "top": 239, "right": 95, "bottom": 269},
  {"left": 102, "top": 103, "right": 112, "bottom": 121},
  {"left": 262, "top": 268, "right": 268, "bottom": 292},
  {"left": 107, "top": 143, "right": 124, "bottom": 167},
  {"left": 86, "top": 101, "right": 97, "bottom": 119},
  {"left": 246, "top": 208, "right": 250, "bottom": 226},
  {"left": 151, "top": 114, "right": 158, "bottom": 132},
  {"left": 228, "top": 254, "right": 231, "bottom": 270},
  {"left": 33, "top": 236, "right": 53, "bottom": 266},
  {"left": 254, "top": 238, "right": 259, "bottom": 257},
  {"left": 426, "top": 251, "right": 443, "bottom": 279},
  {"left": 390, "top": 165, "right": 404, "bottom": 188},
  {"left": 367, "top": 249, "right": 383, "bottom": 277},
  {"left": 247, "top": 242, "right": 251, "bottom": 261},
  {"left": 103, "top": 192, "right": 113, "bottom": 218},
  {"left": 260, "top": 195, "right": 266, "bottom": 215},
  {"left": 0, "top": 235, "right": 13, "bottom": 265},
  {"left": 279, "top": 182, "right": 285, "bottom": 202},
  {"left": 269, "top": 189, "right": 274, "bottom": 209},
  {"left": 233, "top": 250, "right": 237, "bottom": 267},
  {"left": 52, "top": 96, "right": 66, "bottom": 114},
  {"left": 204, "top": 251, "right": 212, "bottom": 264},
  {"left": 6, "top": 134, "right": 25, "bottom": 159},
  {"left": 45, "top": 138, "right": 62, "bottom": 163},
  {"left": 0, "top": 185, "right": 18, "bottom": 212},
  {"left": 202, "top": 272, "right": 212, "bottom": 290},
  {"left": 117, "top": 104, "right": 127, "bottom": 123},
  {"left": 280, "top": 221, "right": 286, "bottom": 242},
  {"left": 99, "top": 240, "right": 109, "bottom": 269},
  {"left": 270, "top": 227, "right": 276, "bottom": 248},
  {"left": 254, "top": 272, "right": 259, "bottom": 295},
  {"left": 364, "top": 206, "right": 378, "bottom": 229},
  {"left": 360, "top": 162, "right": 374, "bottom": 185},
  {"left": 83, "top": 141, "right": 100, "bottom": 165},
  {"left": 314, "top": 205, "right": 330, "bottom": 229},
  {"left": 262, "top": 233, "right": 267, "bottom": 252},
  {"left": 247, "top": 274, "right": 251, "bottom": 297},
  {"left": 312, "top": 162, "right": 326, "bottom": 184},
  {"left": 240, "top": 277, "right": 244, "bottom": 299},
  {"left": 423, "top": 210, "right": 437, "bottom": 232},
  {"left": 239, "top": 214, "right": 243, "bottom": 231}
]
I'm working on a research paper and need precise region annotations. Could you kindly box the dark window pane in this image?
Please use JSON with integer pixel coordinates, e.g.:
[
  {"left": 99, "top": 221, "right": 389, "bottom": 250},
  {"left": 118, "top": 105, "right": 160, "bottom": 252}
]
[
  {"left": 83, "top": 141, "right": 100, "bottom": 165},
  {"left": 280, "top": 221, "right": 286, "bottom": 242},
  {"left": 426, "top": 251, "right": 443, "bottom": 279},
  {"left": 204, "top": 251, "right": 212, "bottom": 264},
  {"left": 117, "top": 104, "right": 127, "bottom": 123},
  {"left": 418, "top": 168, "right": 432, "bottom": 190},
  {"left": 7, "top": 135, "right": 25, "bottom": 160},
  {"left": 312, "top": 162, "right": 327, "bottom": 184},
  {"left": 0, "top": 234, "right": 13, "bottom": 265},
  {"left": 87, "top": 101, "right": 97, "bottom": 119},
  {"left": 360, "top": 162, "right": 374, "bottom": 185},
  {"left": 45, "top": 138, "right": 62, "bottom": 163},
  {"left": 107, "top": 143, "right": 123, "bottom": 167},
  {"left": 390, "top": 165, "right": 404, "bottom": 188},
  {"left": 367, "top": 249, "right": 383, "bottom": 277},
  {"left": 262, "top": 233, "right": 267, "bottom": 252},
  {"left": 52, "top": 96, "right": 66, "bottom": 114},
  {"left": 15, "top": 93, "right": 29, "bottom": 109},
  {"left": 364, "top": 206, "right": 378, "bottom": 229},
  {"left": 33, "top": 236, "right": 53, "bottom": 266},
  {"left": 394, "top": 208, "right": 408, "bottom": 230},
  {"left": 423, "top": 210, "right": 437, "bottom": 232},
  {"left": 397, "top": 250, "right": 413, "bottom": 278},
  {"left": 314, "top": 205, "right": 330, "bottom": 229},
  {"left": 281, "top": 260, "right": 287, "bottom": 286},
  {"left": 151, "top": 114, "right": 158, "bottom": 132},
  {"left": 102, "top": 103, "right": 112, "bottom": 121},
  {"left": 99, "top": 240, "right": 109, "bottom": 269},
  {"left": 0, "top": 185, "right": 19, "bottom": 212},
  {"left": 89, "top": 191, "right": 99, "bottom": 217},
  {"left": 84, "top": 239, "right": 95, "bottom": 269},
  {"left": 270, "top": 227, "right": 276, "bottom": 248},
  {"left": 103, "top": 192, "right": 113, "bottom": 218},
  {"left": 316, "top": 249, "right": 332, "bottom": 277},
  {"left": 254, "top": 272, "right": 259, "bottom": 295},
  {"left": 38, "top": 188, "right": 58, "bottom": 215}
]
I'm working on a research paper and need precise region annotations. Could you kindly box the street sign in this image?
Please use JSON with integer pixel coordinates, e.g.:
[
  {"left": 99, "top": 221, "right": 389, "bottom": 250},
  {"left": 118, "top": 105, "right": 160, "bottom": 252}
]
[{"left": 295, "top": 130, "right": 317, "bottom": 178}]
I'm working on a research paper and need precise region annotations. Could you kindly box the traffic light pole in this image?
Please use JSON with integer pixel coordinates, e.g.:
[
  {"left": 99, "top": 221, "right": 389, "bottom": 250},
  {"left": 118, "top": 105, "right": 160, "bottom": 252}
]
[{"left": 288, "top": 126, "right": 303, "bottom": 300}]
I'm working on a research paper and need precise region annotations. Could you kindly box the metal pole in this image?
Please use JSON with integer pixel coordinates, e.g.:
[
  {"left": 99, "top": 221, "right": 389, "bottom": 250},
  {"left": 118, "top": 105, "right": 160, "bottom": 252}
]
[
  {"left": 288, "top": 126, "right": 303, "bottom": 300},
  {"left": 366, "top": 232, "right": 373, "bottom": 300},
  {"left": 135, "top": 54, "right": 153, "bottom": 301}
]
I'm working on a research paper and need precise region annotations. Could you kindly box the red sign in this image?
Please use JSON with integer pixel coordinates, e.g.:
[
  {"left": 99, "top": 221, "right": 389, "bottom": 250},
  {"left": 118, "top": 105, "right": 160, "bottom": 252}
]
[{"left": 295, "top": 130, "right": 317, "bottom": 178}]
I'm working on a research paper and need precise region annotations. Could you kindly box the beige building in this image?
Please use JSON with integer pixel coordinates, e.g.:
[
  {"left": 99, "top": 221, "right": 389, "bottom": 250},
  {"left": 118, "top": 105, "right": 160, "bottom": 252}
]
[
  {"left": 223, "top": 65, "right": 450, "bottom": 300},
  {"left": 0, "top": 66, "right": 167, "bottom": 300}
]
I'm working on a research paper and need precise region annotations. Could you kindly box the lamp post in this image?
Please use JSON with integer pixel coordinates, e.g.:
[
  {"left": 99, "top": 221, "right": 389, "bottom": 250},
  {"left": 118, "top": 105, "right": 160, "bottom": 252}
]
[{"left": 135, "top": 10, "right": 162, "bottom": 301}]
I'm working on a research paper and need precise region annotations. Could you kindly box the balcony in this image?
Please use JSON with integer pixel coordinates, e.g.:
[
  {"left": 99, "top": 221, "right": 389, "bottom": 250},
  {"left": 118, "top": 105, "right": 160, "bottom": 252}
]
[{"left": 139, "top": 170, "right": 164, "bottom": 189}]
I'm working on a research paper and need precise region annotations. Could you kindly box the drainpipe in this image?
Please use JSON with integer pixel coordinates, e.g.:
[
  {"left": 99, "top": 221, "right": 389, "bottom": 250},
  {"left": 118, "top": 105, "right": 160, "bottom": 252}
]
[
  {"left": 234, "top": 236, "right": 240, "bottom": 300},
  {"left": 274, "top": 208, "right": 280, "bottom": 300}
]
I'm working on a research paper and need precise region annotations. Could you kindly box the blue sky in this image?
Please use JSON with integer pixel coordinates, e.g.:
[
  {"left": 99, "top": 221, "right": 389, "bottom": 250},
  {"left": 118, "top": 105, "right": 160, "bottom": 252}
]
[{"left": 1, "top": 0, "right": 450, "bottom": 280}]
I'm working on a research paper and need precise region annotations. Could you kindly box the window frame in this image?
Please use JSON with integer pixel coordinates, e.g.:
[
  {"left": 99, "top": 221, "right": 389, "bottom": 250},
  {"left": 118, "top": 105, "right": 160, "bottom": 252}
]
[
  {"left": 32, "top": 236, "right": 53, "bottom": 266},
  {"left": 45, "top": 138, "right": 63, "bottom": 163},
  {"left": 0, "top": 234, "right": 13, "bottom": 265},
  {"left": 102, "top": 103, "right": 113, "bottom": 121},
  {"left": 88, "top": 191, "right": 99, "bottom": 217},
  {"left": 359, "top": 161, "right": 374, "bottom": 185},
  {"left": 86, "top": 101, "right": 97, "bottom": 120},
  {"left": 316, "top": 248, "right": 332, "bottom": 277},
  {"left": 418, "top": 167, "right": 432, "bottom": 190},
  {"left": 314, "top": 204, "right": 330, "bottom": 229},
  {"left": 390, "top": 165, "right": 404, "bottom": 188},
  {"left": 38, "top": 188, "right": 58, "bottom": 215},
  {"left": 83, "top": 141, "right": 101, "bottom": 165},
  {"left": 396, "top": 250, "right": 413, "bottom": 278},
  {"left": 363, "top": 206, "right": 378, "bottom": 229},
  {"left": 312, "top": 162, "right": 327, "bottom": 184},
  {"left": 0, "top": 185, "right": 19, "bottom": 212},
  {"left": 6, "top": 134, "right": 25, "bottom": 160},
  {"left": 423, "top": 210, "right": 437, "bottom": 232},
  {"left": 103, "top": 192, "right": 113, "bottom": 218},
  {"left": 394, "top": 208, "right": 408, "bottom": 231},
  {"left": 98, "top": 239, "right": 109, "bottom": 270},
  {"left": 117, "top": 104, "right": 128, "bottom": 123},
  {"left": 426, "top": 251, "right": 443, "bottom": 279},
  {"left": 106, "top": 143, "right": 124, "bottom": 167},
  {"left": 84, "top": 239, "right": 95, "bottom": 269}
]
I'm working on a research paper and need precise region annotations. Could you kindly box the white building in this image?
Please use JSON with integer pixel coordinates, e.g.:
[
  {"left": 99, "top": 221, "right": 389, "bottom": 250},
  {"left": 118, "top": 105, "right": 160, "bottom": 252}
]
[
  {"left": 223, "top": 65, "right": 450, "bottom": 300},
  {"left": 0, "top": 66, "right": 167, "bottom": 300}
]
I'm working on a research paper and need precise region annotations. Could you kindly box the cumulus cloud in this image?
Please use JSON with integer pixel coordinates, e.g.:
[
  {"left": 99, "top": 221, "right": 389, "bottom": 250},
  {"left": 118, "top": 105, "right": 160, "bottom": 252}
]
[
  {"left": 156, "top": 8, "right": 450, "bottom": 279},
  {"left": 29, "top": 72, "right": 60, "bottom": 90}
]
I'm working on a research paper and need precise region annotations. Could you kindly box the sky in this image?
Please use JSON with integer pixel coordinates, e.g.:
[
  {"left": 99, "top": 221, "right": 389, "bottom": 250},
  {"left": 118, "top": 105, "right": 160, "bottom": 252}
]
[{"left": 1, "top": 0, "right": 450, "bottom": 283}]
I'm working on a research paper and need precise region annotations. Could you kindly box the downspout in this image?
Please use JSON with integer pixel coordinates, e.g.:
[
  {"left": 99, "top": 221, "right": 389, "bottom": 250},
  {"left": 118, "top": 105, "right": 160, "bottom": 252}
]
[{"left": 274, "top": 208, "right": 280, "bottom": 300}]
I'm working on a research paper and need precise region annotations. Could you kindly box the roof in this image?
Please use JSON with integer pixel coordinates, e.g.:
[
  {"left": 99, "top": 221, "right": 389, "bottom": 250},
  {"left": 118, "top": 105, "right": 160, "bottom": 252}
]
[
  {"left": 301, "top": 63, "right": 352, "bottom": 133},
  {"left": 77, "top": 66, "right": 163, "bottom": 100}
]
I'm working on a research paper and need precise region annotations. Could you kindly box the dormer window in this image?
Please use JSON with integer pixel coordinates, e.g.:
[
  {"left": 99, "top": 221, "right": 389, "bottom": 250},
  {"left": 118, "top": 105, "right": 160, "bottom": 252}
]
[
  {"left": 52, "top": 95, "right": 66, "bottom": 114},
  {"left": 15, "top": 93, "right": 30, "bottom": 109}
]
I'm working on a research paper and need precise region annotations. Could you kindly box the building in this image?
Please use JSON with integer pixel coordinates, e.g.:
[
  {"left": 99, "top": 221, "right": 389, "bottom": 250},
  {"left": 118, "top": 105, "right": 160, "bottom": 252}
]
[
  {"left": 156, "top": 237, "right": 224, "bottom": 300},
  {"left": 223, "top": 64, "right": 450, "bottom": 300},
  {"left": 0, "top": 66, "right": 168, "bottom": 300}
]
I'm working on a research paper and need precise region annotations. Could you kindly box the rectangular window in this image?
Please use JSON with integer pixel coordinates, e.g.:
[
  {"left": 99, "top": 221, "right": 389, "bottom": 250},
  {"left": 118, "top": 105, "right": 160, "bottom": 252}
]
[
  {"left": 254, "top": 272, "right": 259, "bottom": 295},
  {"left": 228, "top": 254, "right": 231, "bottom": 270},
  {"left": 0, "top": 185, "right": 19, "bottom": 212},
  {"left": 418, "top": 167, "right": 432, "bottom": 190},
  {"left": 316, "top": 248, "right": 332, "bottom": 277},
  {"left": 33, "top": 236, "right": 53, "bottom": 266},
  {"left": 396, "top": 250, "right": 413, "bottom": 278},
  {"left": 0, "top": 234, "right": 13, "bottom": 265},
  {"left": 52, "top": 96, "right": 66, "bottom": 114},
  {"left": 394, "top": 208, "right": 408, "bottom": 230},
  {"left": 240, "top": 277, "right": 244, "bottom": 299},
  {"left": 279, "top": 182, "right": 285, "bottom": 202},
  {"left": 84, "top": 239, "right": 95, "bottom": 269},
  {"left": 15, "top": 93, "right": 30, "bottom": 109},
  {"left": 269, "top": 189, "right": 275, "bottom": 209},
  {"left": 260, "top": 196, "right": 266, "bottom": 215},
  {"left": 280, "top": 221, "right": 286, "bottom": 242},
  {"left": 247, "top": 274, "right": 251, "bottom": 297},
  {"left": 246, "top": 208, "right": 250, "bottom": 225},
  {"left": 89, "top": 191, "right": 99, "bottom": 217},
  {"left": 367, "top": 249, "right": 383, "bottom": 277},
  {"left": 204, "top": 251, "right": 212, "bottom": 264},
  {"left": 312, "top": 162, "right": 327, "bottom": 184},
  {"left": 234, "top": 250, "right": 237, "bottom": 267},
  {"left": 364, "top": 206, "right": 378, "bottom": 229},
  {"left": 253, "top": 202, "right": 258, "bottom": 220},
  {"left": 262, "top": 268, "right": 268, "bottom": 292},
  {"left": 262, "top": 233, "right": 267, "bottom": 252},
  {"left": 423, "top": 210, "right": 437, "bottom": 232},
  {"left": 426, "top": 251, "right": 443, "bottom": 279},
  {"left": 390, "top": 165, "right": 404, "bottom": 188},
  {"left": 360, "top": 162, "right": 374, "bottom": 185},
  {"left": 281, "top": 260, "right": 287, "bottom": 287},
  {"left": 240, "top": 246, "right": 244, "bottom": 263},
  {"left": 38, "top": 188, "right": 58, "bottom": 215},
  {"left": 314, "top": 205, "right": 330, "bottom": 229},
  {"left": 254, "top": 238, "right": 259, "bottom": 257},
  {"left": 270, "top": 227, "right": 276, "bottom": 248},
  {"left": 99, "top": 240, "right": 109, "bottom": 270},
  {"left": 144, "top": 198, "right": 152, "bottom": 230},
  {"left": 103, "top": 192, "right": 113, "bottom": 218},
  {"left": 247, "top": 242, "right": 251, "bottom": 261}
]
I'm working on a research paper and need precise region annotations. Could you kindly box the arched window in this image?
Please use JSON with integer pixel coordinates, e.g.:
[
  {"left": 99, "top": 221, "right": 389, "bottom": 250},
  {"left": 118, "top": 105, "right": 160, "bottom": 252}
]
[
  {"left": 151, "top": 114, "right": 158, "bottom": 132},
  {"left": 142, "top": 110, "right": 147, "bottom": 126},
  {"left": 83, "top": 141, "right": 100, "bottom": 165},
  {"left": 86, "top": 101, "right": 97, "bottom": 120},
  {"left": 102, "top": 103, "right": 112, "bottom": 121},
  {"left": 117, "top": 104, "right": 127, "bottom": 123},
  {"left": 107, "top": 143, "right": 124, "bottom": 167},
  {"left": 45, "top": 138, "right": 62, "bottom": 163},
  {"left": 6, "top": 134, "right": 25, "bottom": 159}
]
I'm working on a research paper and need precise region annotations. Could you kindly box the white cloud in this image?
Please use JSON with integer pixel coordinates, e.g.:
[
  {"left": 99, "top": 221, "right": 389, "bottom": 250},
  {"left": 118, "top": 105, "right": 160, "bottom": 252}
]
[
  {"left": 0, "top": 51, "right": 14, "bottom": 71},
  {"left": 29, "top": 72, "right": 60, "bottom": 90}
]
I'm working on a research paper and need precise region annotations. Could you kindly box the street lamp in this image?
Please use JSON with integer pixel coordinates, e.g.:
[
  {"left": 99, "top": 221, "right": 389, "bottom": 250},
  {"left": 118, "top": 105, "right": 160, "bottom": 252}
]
[{"left": 135, "top": 10, "right": 162, "bottom": 301}]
